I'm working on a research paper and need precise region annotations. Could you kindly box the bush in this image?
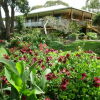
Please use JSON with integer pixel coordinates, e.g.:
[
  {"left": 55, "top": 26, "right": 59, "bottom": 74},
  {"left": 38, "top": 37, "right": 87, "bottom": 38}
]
[
  {"left": 15, "top": 16, "right": 25, "bottom": 33},
  {"left": 68, "top": 33, "right": 78, "bottom": 40},
  {"left": 87, "top": 32, "right": 98, "bottom": 40}
]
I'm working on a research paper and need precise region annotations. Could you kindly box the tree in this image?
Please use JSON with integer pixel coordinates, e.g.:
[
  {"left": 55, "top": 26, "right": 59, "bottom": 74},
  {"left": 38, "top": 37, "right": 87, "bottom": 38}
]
[
  {"left": 83, "top": 0, "right": 100, "bottom": 12},
  {"left": 31, "top": 5, "right": 43, "bottom": 10},
  {"left": 31, "top": 0, "right": 69, "bottom": 10},
  {"left": 93, "top": 13, "right": 100, "bottom": 26},
  {"left": 43, "top": 16, "right": 80, "bottom": 35},
  {"left": 0, "top": 6, "right": 5, "bottom": 37},
  {"left": 44, "top": 0, "right": 69, "bottom": 7},
  {"left": 0, "top": 0, "right": 30, "bottom": 39}
]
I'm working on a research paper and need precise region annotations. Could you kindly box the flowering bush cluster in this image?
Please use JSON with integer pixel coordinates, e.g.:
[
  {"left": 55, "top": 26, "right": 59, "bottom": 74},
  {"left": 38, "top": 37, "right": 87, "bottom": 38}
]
[{"left": 0, "top": 42, "right": 100, "bottom": 100}]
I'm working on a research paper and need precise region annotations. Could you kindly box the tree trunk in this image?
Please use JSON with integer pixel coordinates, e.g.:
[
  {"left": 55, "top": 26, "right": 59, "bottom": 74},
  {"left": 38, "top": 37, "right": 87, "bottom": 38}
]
[
  {"left": 0, "top": 6, "right": 6, "bottom": 39},
  {"left": 2, "top": 1, "right": 11, "bottom": 39},
  {"left": 11, "top": 0, "right": 15, "bottom": 33}
]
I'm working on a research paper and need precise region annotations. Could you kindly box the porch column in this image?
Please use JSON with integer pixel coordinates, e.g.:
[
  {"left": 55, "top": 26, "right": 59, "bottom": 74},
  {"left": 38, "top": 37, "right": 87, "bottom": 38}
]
[
  {"left": 82, "top": 11, "right": 84, "bottom": 20},
  {"left": 70, "top": 8, "right": 73, "bottom": 20}
]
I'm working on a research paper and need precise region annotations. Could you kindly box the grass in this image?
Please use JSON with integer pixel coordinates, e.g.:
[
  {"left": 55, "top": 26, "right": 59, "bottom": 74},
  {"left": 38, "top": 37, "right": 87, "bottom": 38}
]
[{"left": 47, "top": 40, "right": 100, "bottom": 55}]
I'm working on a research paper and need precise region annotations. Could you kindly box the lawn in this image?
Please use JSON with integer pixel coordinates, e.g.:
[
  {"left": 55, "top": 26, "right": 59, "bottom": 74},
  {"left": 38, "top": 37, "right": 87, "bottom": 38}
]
[{"left": 47, "top": 40, "right": 100, "bottom": 55}]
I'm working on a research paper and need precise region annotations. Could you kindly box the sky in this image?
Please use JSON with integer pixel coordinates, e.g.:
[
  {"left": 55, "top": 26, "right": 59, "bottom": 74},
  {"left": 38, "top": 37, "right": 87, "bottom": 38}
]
[
  {"left": 28, "top": 0, "right": 87, "bottom": 8},
  {"left": 1, "top": 0, "right": 87, "bottom": 17}
]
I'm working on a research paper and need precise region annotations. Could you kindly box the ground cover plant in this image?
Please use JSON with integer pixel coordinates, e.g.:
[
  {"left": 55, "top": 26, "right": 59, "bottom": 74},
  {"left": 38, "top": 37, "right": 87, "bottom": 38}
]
[{"left": 0, "top": 37, "right": 100, "bottom": 100}]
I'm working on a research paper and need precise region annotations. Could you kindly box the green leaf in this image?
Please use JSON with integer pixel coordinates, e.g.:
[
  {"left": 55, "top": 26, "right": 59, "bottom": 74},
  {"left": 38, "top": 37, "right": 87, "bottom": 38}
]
[
  {"left": 0, "top": 58, "right": 18, "bottom": 75},
  {"left": 30, "top": 71, "right": 36, "bottom": 85},
  {"left": 30, "top": 71, "right": 44, "bottom": 95},
  {"left": 16, "top": 61, "right": 25, "bottom": 76},
  {"left": 0, "top": 47, "right": 8, "bottom": 58},
  {"left": 34, "top": 85, "right": 44, "bottom": 94},
  {"left": 5, "top": 68, "right": 23, "bottom": 92},
  {"left": 40, "top": 68, "right": 51, "bottom": 89}
]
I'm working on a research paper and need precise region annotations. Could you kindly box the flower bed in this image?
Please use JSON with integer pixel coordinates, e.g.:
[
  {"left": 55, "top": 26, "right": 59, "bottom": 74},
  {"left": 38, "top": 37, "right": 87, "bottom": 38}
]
[{"left": 0, "top": 42, "right": 100, "bottom": 100}]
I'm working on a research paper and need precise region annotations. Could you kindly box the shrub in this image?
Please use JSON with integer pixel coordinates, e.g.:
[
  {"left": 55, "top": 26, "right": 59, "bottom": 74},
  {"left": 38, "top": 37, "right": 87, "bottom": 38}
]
[
  {"left": 87, "top": 32, "right": 98, "bottom": 40},
  {"left": 15, "top": 16, "right": 25, "bottom": 33},
  {"left": 68, "top": 33, "right": 78, "bottom": 40}
]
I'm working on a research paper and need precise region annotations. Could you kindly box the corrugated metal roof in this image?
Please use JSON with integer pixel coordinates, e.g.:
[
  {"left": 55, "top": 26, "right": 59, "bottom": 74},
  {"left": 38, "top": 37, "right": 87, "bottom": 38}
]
[
  {"left": 15, "top": 5, "right": 94, "bottom": 17},
  {"left": 29, "top": 5, "right": 95, "bottom": 15},
  {"left": 29, "top": 5, "right": 68, "bottom": 14}
]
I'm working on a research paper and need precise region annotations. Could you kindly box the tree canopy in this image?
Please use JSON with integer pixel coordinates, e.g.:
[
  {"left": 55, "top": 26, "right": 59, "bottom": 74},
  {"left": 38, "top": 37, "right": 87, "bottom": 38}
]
[
  {"left": 31, "top": 0, "right": 69, "bottom": 10},
  {"left": 93, "top": 13, "right": 100, "bottom": 26},
  {"left": 0, "top": 0, "right": 30, "bottom": 39},
  {"left": 82, "top": 0, "right": 100, "bottom": 12}
]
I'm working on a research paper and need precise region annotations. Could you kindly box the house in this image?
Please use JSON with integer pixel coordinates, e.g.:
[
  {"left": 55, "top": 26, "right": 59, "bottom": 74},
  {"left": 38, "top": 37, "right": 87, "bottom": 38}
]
[{"left": 16, "top": 5, "right": 97, "bottom": 32}]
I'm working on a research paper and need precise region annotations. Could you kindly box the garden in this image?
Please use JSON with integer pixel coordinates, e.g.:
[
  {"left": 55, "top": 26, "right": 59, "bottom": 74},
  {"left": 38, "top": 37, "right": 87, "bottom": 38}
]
[
  {"left": 0, "top": 29, "right": 100, "bottom": 100},
  {"left": 0, "top": 0, "right": 100, "bottom": 99}
]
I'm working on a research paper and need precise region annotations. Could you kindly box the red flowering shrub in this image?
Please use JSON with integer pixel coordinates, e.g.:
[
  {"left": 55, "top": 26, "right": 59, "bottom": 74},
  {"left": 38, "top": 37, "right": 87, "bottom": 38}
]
[
  {"left": 3, "top": 54, "right": 10, "bottom": 59},
  {"left": 60, "top": 78, "right": 69, "bottom": 90},
  {"left": 0, "top": 43, "right": 100, "bottom": 100},
  {"left": 45, "top": 73, "right": 57, "bottom": 80},
  {"left": 93, "top": 77, "right": 100, "bottom": 87}
]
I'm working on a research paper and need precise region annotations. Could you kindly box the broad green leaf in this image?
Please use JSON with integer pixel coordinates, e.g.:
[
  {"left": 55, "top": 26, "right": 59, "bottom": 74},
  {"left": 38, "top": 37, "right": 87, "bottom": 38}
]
[
  {"left": 34, "top": 85, "right": 44, "bottom": 94},
  {"left": 40, "top": 68, "right": 51, "bottom": 89},
  {"left": 0, "top": 58, "right": 18, "bottom": 75},
  {"left": 30, "top": 71, "right": 44, "bottom": 94},
  {"left": 16, "top": 61, "right": 25, "bottom": 76},
  {"left": 0, "top": 47, "right": 8, "bottom": 58},
  {"left": 5, "top": 68, "right": 23, "bottom": 92},
  {"left": 30, "top": 71, "right": 36, "bottom": 85}
]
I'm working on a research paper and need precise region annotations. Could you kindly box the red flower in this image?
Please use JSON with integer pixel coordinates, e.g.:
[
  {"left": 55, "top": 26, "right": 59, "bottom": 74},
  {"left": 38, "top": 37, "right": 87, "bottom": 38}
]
[
  {"left": 28, "top": 49, "right": 33, "bottom": 55},
  {"left": 32, "top": 57, "right": 37, "bottom": 64},
  {"left": 41, "top": 65, "right": 46, "bottom": 69},
  {"left": 22, "top": 95, "right": 27, "bottom": 100},
  {"left": 94, "top": 77, "right": 100, "bottom": 84},
  {"left": 93, "top": 77, "right": 100, "bottom": 87},
  {"left": 58, "top": 56, "right": 66, "bottom": 63},
  {"left": 97, "top": 57, "right": 100, "bottom": 60},
  {"left": 3, "top": 54, "right": 10, "bottom": 59},
  {"left": 45, "top": 73, "right": 56, "bottom": 80},
  {"left": 60, "top": 78, "right": 69, "bottom": 90},
  {"left": 45, "top": 48, "right": 58, "bottom": 54},
  {"left": 38, "top": 43, "right": 47, "bottom": 51},
  {"left": 1, "top": 76, "right": 8, "bottom": 85},
  {"left": 46, "top": 56, "right": 52, "bottom": 62},
  {"left": 9, "top": 47, "right": 16, "bottom": 53},
  {"left": 38, "top": 59, "right": 43, "bottom": 65},
  {"left": 19, "top": 56, "right": 28, "bottom": 61},
  {"left": 0, "top": 40, "right": 4, "bottom": 43},
  {"left": 34, "top": 52, "right": 38, "bottom": 56},
  {"left": 60, "top": 68, "right": 70, "bottom": 76},
  {"left": 48, "top": 63, "right": 52, "bottom": 66},
  {"left": 45, "top": 97, "right": 51, "bottom": 100},
  {"left": 66, "top": 53, "right": 70, "bottom": 59},
  {"left": 85, "top": 50, "right": 94, "bottom": 54},
  {"left": 76, "top": 54, "right": 81, "bottom": 57},
  {"left": 20, "top": 47, "right": 33, "bottom": 55},
  {"left": 81, "top": 73, "right": 87, "bottom": 80}
]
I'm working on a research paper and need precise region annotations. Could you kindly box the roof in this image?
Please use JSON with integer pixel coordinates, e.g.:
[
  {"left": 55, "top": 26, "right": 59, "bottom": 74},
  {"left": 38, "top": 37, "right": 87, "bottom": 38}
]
[
  {"left": 14, "top": 5, "right": 95, "bottom": 17},
  {"left": 29, "top": 5, "right": 68, "bottom": 14},
  {"left": 29, "top": 5, "right": 94, "bottom": 15}
]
